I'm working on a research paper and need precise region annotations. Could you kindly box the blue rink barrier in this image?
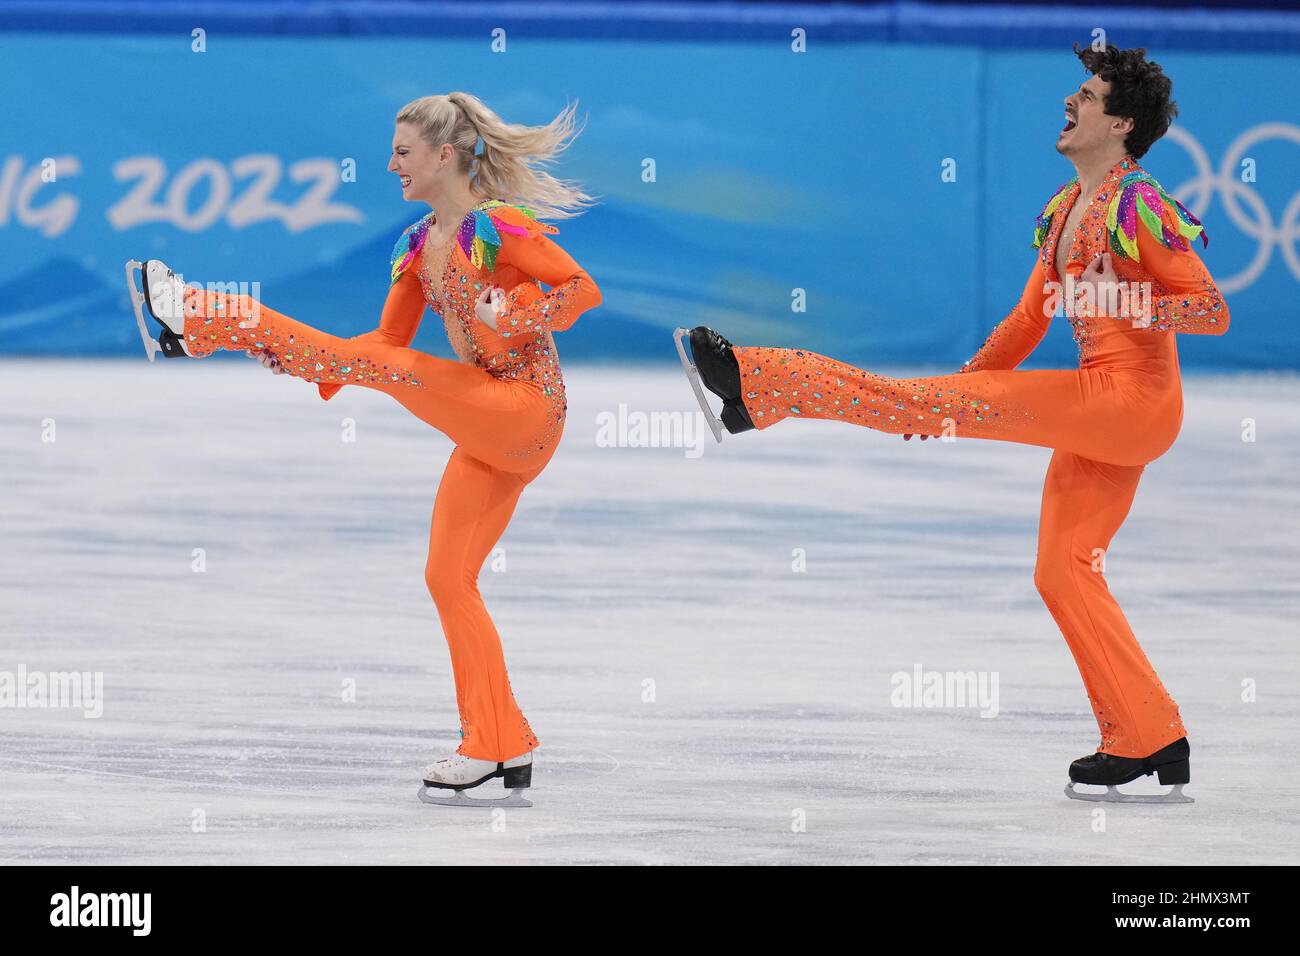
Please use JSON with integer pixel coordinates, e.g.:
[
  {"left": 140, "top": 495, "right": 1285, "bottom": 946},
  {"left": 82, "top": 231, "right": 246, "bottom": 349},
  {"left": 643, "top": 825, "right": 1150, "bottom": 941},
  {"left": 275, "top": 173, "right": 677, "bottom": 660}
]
[{"left": 1, "top": 2, "right": 1296, "bottom": 369}]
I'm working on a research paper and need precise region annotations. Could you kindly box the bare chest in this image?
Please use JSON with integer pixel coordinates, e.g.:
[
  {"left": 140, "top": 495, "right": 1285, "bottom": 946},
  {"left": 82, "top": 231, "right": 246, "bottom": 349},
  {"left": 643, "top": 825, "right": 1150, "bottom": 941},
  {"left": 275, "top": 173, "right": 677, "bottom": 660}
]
[{"left": 1054, "top": 199, "right": 1090, "bottom": 280}]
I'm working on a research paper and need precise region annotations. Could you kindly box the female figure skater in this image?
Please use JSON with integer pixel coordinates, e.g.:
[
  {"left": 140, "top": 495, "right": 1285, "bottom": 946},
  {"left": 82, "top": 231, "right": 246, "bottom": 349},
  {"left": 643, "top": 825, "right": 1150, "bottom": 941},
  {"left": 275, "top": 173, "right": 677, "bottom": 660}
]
[
  {"left": 128, "top": 92, "right": 601, "bottom": 806},
  {"left": 677, "top": 46, "right": 1227, "bottom": 803}
]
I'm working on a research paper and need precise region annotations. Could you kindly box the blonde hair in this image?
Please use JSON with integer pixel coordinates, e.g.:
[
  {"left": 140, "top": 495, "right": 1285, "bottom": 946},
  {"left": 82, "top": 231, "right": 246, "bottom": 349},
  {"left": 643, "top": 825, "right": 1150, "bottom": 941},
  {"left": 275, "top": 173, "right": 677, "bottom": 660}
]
[{"left": 394, "top": 92, "right": 598, "bottom": 221}]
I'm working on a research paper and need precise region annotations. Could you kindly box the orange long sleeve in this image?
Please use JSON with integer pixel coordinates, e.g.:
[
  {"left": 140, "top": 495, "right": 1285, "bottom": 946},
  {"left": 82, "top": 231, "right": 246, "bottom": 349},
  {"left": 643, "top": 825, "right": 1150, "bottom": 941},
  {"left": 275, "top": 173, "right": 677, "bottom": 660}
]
[
  {"left": 959, "top": 258, "right": 1053, "bottom": 373},
  {"left": 1131, "top": 220, "right": 1230, "bottom": 336},
  {"left": 318, "top": 266, "right": 428, "bottom": 401},
  {"left": 494, "top": 221, "right": 601, "bottom": 336}
]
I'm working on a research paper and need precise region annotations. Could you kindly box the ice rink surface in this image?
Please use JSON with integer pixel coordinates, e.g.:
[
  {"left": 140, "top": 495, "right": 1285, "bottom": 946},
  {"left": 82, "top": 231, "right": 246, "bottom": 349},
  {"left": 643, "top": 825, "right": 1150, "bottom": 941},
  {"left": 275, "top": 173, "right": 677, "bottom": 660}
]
[{"left": 1, "top": 359, "right": 1297, "bottom": 865}]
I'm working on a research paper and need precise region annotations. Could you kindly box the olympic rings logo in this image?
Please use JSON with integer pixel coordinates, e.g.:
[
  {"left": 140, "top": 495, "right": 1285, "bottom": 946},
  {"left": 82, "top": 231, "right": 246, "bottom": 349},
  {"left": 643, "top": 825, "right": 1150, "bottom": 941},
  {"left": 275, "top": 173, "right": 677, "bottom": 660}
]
[{"left": 1165, "top": 123, "right": 1300, "bottom": 294}]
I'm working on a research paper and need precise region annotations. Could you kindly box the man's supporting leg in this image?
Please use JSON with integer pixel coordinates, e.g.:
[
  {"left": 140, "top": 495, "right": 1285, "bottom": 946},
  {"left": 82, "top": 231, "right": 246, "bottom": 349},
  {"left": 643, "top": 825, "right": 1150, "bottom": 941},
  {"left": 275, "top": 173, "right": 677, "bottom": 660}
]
[{"left": 1033, "top": 449, "right": 1187, "bottom": 757}]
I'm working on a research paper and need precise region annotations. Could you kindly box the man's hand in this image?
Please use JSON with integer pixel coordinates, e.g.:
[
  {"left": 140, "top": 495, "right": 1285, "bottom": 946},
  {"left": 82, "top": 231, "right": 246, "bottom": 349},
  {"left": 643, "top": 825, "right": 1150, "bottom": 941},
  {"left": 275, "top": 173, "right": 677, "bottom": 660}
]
[{"left": 1080, "top": 253, "right": 1123, "bottom": 319}]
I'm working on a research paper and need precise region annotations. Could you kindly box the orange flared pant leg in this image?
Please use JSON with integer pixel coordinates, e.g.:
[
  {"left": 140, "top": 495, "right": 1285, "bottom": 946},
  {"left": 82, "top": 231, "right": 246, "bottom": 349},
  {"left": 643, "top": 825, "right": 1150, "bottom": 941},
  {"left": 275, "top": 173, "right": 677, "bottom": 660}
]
[
  {"left": 733, "top": 345, "right": 1186, "bottom": 757},
  {"left": 1034, "top": 450, "right": 1186, "bottom": 757},
  {"left": 732, "top": 345, "right": 1179, "bottom": 465},
  {"left": 184, "top": 287, "right": 554, "bottom": 760},
  {"left": 181, "top": 286, "right": 561, "bottom": 473},
  {"left": 426, "top": 449, "right": 540, "bottom": 761}
]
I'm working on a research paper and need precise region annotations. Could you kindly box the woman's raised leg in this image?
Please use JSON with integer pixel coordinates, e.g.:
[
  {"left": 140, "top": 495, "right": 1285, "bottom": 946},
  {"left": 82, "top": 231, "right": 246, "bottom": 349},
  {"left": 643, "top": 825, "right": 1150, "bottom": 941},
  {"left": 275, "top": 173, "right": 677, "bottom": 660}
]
[{"left": 181, "top": 286, "right": 556, "bottom": 473}]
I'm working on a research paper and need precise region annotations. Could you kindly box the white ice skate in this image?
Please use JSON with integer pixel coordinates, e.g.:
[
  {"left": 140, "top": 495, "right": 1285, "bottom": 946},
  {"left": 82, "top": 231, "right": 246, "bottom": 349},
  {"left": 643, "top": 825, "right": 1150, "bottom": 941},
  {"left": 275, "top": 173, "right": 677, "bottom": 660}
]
[
  {"left": 673, "top": 327, "right": 725, "bottom": 444},
  {"left": 124, "top": 258, "right": 196, "bottom": 361},
  {"left": 417, "top": 751, "right": 534, "bottom": 808}
]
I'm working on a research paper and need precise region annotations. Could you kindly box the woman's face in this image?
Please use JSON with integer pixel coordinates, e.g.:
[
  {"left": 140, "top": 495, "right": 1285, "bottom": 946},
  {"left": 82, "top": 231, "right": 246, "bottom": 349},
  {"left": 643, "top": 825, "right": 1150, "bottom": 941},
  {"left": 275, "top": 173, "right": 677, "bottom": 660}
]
[{"left": 388, "top": 122, "right": 445, "bottom": 203}]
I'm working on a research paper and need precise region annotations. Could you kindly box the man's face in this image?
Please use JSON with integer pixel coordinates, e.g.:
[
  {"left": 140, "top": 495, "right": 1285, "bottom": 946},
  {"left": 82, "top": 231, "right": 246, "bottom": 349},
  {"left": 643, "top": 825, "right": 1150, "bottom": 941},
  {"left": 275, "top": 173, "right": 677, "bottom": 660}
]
[{"left": 1057, "top": 74, "right": 1128, "bottom": 157}]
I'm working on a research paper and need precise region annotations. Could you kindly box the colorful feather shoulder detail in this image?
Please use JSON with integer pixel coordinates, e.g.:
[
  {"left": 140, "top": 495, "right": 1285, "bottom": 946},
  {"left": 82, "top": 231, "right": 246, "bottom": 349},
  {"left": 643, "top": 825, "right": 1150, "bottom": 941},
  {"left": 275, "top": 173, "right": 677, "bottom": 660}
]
[
  {"left": 1032, "top": 177, "right": 1078, "bottom": 250},
  {"left": 389, "top": 199, "right": 559, "bottom": 285},
  {"left": 1104, "top": 171, "right": 1208, "bottom": 262}
]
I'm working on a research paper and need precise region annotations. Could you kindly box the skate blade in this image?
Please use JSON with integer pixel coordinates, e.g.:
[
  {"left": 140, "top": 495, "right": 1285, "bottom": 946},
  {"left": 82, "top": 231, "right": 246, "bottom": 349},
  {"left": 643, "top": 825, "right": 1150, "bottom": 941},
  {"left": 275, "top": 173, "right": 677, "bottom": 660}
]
[
  {"left": 672, "top": 327, "right": 724, "bottom": 444},
  {"left": 126, "top": 258, "right": 193, "bottom": 360},
  {"left": 417, "top": 785, "right": 533, "bottom": 809},
  {"left": 124, "top": 259, "right": 162, "bottom": 363},
  {"left": 1064, "top": 782, "right": 1194, "bottom": 804}
]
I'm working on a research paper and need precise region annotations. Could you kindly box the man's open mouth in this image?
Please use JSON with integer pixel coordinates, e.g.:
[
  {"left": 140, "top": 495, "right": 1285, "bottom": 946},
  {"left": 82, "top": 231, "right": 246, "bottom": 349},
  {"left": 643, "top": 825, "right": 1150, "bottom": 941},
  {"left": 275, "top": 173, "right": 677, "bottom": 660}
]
[{"left": 1062, "top": 113, "right": 1077, "bottom": 133}]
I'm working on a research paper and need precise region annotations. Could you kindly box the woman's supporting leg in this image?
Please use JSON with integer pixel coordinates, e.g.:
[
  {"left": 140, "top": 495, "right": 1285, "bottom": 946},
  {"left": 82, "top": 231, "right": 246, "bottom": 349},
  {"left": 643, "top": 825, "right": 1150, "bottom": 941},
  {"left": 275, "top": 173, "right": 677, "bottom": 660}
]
[
  {"left": 732, "top": 345, "right": 1174, "bottom": 466},
  {"left": 1034, "top": 449, "right": 1187, "bottom": 757},
  {"left": 425, "top": 447, "right": 540, "bottom": 762},
  {"left": 181, "top": 287, "right": 557, "bottom": 473}
]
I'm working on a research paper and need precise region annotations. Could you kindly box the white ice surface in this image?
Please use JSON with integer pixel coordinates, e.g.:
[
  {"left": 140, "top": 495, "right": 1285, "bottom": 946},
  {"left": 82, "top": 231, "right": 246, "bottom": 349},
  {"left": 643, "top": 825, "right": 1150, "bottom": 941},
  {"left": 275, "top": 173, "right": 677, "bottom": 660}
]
[{"left": 1, "top": 359, "right": 1297, "bottom": 865}]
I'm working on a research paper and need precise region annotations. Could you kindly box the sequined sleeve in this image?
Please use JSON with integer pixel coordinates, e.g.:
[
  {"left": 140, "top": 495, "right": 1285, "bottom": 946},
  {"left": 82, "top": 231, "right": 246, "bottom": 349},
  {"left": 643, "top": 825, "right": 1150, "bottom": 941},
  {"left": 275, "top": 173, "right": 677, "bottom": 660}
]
[
  {"left": 959, "top": 259, "right": 1053, "bottom": 373},
  {"left": 318, "top": 267, "right": 427, "bottom": 401},
  {"left": 492, "top": 216, "right": 601, "bottom": 337},
  {"left": 1130, "top": 216, "right": 1230, "bottom": 336}
]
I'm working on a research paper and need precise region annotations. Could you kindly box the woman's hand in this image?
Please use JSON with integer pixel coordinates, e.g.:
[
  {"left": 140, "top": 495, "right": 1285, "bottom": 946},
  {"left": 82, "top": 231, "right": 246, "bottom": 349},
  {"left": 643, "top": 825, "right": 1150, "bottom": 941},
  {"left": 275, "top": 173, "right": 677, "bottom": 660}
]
[
  {"left": 249, "top": 348, "right": 286, "bottom": 375},
  {"left": 474, "top": 286, "right": 506, "bottom": 331}
]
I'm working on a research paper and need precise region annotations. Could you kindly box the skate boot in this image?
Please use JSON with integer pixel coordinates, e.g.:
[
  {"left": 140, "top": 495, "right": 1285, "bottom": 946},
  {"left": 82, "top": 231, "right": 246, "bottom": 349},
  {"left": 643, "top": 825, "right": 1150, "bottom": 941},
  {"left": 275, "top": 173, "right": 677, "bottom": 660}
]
[
  {"left": 417, "top": 751, "right": 534, "bottom": 808},
  {"left": 673, "top": 325, "right": 755, "bottom": 443},
  {"left": 1064, "top": 737, "right": 1193, "bottom": 804},
  {"left": 124, "top": 258, "right": 200, "bottom": 361}
]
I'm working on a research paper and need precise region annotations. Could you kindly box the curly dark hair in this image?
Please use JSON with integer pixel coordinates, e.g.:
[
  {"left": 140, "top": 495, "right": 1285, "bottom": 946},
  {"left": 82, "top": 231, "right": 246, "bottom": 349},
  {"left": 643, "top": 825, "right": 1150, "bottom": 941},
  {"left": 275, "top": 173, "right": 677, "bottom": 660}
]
[{"left": 1073, "top": 43, "right": 1178, "bottom": 159}]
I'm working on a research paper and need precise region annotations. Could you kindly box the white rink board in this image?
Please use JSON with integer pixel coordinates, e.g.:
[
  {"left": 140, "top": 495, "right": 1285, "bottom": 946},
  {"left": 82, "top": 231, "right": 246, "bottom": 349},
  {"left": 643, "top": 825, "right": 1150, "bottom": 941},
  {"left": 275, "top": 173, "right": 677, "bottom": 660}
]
[{"left": 1, "top": 359, "right": 1296, "bottom": 865}]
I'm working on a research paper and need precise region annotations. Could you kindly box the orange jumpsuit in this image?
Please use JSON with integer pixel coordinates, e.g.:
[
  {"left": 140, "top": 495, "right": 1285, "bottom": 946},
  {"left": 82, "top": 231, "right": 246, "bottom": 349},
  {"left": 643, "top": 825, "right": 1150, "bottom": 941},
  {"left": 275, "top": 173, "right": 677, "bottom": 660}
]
[
  {"left": 731, "top": 156, "right": 1228, "bottom": 757},
  {"left": 180, "top": 198, "right": 601, "bottom": 762}
]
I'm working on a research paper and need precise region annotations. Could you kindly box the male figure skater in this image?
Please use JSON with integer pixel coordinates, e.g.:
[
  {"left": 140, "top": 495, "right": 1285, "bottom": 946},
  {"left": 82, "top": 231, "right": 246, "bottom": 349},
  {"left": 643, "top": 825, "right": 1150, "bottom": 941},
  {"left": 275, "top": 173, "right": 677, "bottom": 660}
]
[{"left": 676, "top": 44, "right": 1228, "bottom": 803}]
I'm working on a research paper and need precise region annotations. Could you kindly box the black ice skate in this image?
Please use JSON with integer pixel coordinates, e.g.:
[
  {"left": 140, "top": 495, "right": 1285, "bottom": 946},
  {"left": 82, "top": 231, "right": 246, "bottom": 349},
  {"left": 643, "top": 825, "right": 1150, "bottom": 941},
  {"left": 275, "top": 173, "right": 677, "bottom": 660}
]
[
  {"left": 124, "top": 258, "right": 197, "bottom": 361},
  {"left": 417, "top": 752, "right": 534, "bottom": 809},
  {"left": 1064, "top": 737, "right": 1193, "bottom": 804},
  {"left": 673, "top": 325, "right": 756, "bottom": 443}
]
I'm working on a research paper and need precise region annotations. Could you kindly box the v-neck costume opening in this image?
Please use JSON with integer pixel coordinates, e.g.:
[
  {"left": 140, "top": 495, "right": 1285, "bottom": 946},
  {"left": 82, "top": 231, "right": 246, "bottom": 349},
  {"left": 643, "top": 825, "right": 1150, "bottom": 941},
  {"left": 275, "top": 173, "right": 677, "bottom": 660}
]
[{"left": 416, "top": 199, "right": 496, "bottom": 365}]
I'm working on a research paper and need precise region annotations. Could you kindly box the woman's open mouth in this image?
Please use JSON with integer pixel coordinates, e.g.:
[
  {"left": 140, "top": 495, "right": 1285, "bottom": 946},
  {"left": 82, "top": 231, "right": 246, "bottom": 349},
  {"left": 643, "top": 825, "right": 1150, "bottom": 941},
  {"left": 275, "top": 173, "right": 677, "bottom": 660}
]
[{"left": 400, "top": 175, "right": 413, "bottom": 189}]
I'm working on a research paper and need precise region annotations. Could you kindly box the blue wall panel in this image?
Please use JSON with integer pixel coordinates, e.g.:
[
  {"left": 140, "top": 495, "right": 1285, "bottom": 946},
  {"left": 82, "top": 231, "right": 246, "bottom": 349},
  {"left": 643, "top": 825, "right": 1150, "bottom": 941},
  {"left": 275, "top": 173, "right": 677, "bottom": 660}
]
[{"left": 1, "top": 9, "right": 1295, "bottom": 368}]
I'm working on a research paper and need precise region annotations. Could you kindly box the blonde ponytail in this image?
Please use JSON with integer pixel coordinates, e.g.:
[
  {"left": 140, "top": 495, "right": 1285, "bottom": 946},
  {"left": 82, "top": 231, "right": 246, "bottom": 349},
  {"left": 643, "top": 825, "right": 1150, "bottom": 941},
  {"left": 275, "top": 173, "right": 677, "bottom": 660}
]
[{"left": 395, "top": 92, "right": 598, "bottom": 220}]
